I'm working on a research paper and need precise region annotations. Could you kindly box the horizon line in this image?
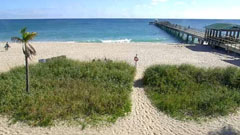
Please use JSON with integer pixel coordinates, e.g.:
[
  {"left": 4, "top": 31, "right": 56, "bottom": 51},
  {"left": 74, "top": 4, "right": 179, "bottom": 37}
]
[{"left": 0, "top": 17, "right": 239, "bottom": 20}]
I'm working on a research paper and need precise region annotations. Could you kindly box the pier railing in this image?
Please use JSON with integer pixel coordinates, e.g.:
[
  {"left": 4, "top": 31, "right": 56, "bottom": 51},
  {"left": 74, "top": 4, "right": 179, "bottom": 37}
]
[
  {"left": 155, "top": 21, "right": 205, "bottom": 39},
  {"left": 154, "top": 21, "right": 240, "bottom": 54}
]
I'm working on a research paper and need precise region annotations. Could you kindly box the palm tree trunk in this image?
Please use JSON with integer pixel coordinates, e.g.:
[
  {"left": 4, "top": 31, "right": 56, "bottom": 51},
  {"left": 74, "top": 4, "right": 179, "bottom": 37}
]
[{"left": 25, "top": 43, "right": 30, "bottom": 93}]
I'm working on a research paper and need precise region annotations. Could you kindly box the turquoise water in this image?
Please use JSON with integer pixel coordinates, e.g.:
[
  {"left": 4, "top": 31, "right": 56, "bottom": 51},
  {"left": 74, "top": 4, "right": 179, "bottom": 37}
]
[{"left": 0, "top": 19, "right": 239, "bottom": 43}]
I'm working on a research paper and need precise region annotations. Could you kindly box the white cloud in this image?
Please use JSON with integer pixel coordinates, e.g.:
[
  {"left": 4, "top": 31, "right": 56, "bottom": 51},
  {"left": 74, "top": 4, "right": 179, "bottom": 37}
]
[
  {"left": 174, "top": 1, "right": 185, "bottom": 6},
  {"left": 182, "top": 7, "right": 240, "bottom": 19},
  {"left": 152, "top": 0, "right": 168, "bottom": 5}
]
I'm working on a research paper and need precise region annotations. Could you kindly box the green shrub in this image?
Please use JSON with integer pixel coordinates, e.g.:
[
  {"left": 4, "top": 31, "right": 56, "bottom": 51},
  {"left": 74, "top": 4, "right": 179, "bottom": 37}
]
[
  {"left": 0, "top": 58, "right": 136, "bottom": 127},
  {"left": 144, "top": 64, "right": 240, "bottom": 120}
]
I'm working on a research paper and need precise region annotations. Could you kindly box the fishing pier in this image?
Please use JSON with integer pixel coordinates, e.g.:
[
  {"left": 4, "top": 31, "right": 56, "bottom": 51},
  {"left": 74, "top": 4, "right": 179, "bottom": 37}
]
[{"left": 153, "top": 21, "right": 240, "bottom": 54}]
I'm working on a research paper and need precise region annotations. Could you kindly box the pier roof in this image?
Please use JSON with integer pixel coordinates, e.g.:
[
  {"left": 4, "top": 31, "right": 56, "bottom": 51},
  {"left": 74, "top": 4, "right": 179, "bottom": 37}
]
[{"left": 205, "top": 23, "right": 240, "bottom": 30}]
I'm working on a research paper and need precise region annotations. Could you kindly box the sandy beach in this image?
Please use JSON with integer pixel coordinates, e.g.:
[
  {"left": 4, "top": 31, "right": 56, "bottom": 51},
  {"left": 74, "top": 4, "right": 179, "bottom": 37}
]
[{"left": 0, "top": 42, "right": 240, "bottom": 135}]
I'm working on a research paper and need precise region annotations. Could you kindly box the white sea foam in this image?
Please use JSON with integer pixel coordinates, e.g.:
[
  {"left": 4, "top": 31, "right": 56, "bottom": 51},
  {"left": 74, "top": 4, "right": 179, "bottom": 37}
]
[
  {"left": 31, "top": 41, "right": 77, "bottom": 43},
  {"left": 101, "top": 39, "right": 132, "bottom": 43}
]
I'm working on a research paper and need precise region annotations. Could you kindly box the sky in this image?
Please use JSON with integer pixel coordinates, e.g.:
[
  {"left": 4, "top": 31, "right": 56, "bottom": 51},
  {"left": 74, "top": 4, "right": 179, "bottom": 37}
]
[{"left": 1, "top": 0, "right": 240, "bottom": 19}]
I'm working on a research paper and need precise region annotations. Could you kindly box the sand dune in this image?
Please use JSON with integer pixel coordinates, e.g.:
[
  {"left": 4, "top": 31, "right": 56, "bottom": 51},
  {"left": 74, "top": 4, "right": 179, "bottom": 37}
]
[{"left": 0, "top": 42, "right": 239, "bottom": 135}]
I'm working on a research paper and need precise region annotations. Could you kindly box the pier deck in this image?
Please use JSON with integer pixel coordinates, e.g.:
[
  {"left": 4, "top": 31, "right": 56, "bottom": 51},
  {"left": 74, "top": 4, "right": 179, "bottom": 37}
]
[
  {"left": 155, "top": 21, "right": 205, "bottom": 41},
  {"left": 154, "top": 21, "right": 240, "bottom": 54}
]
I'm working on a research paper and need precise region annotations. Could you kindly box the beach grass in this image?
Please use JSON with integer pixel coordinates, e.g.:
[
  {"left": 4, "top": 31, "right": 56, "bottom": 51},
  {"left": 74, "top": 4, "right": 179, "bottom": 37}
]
[
  {"left": 143, "top": 64, "right": 240, "bottom": 120},
  {"left": 0, "top": 58, "right": 136, "bottom": 127}
]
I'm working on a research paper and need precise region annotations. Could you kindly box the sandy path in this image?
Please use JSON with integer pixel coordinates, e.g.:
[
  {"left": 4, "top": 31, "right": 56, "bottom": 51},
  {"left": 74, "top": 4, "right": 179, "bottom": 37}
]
[{"left": 0, "top": 42, "right": 240, "bottom": 135}]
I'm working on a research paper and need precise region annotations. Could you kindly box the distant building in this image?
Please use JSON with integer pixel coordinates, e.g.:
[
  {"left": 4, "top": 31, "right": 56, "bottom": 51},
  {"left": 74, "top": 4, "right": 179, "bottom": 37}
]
[
  {"left": 205, "top": 23, "right": 240, "bottom": 44},
  {"left": 204, "top": 23, "right": 240, "bottom": 53}
]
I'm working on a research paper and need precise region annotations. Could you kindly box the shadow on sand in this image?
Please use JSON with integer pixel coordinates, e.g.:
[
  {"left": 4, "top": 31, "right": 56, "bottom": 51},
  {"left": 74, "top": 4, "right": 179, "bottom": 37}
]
[
  {"left": 186, "top": 44, "right": 239, "bottom": 56},
  {"left": 134, "top": 79, "right": 143, "bottom": 88},
  {"left": 186, "top": 44, "right": 216, "bottom": 52},
  {"left": 223, "top": 59, "right": 240, "bottom": 67},
  {"left": 186, "top": 44, "right": 240, "bottom": 67},
  {"left": 208, "top": 125, "right": 240, "bottom": 135}
]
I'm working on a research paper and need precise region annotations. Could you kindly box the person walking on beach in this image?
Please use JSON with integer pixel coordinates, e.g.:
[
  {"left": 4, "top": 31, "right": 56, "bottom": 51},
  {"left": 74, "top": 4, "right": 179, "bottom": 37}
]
[{"left": 4, "top": 42, "right": 10, "bottom": 51}]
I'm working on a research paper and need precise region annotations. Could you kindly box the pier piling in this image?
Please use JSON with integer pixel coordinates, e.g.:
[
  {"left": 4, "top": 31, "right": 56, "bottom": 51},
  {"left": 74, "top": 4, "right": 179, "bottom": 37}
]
[{"left": 153, "top": 21, "right": 240, "bottom": 54}]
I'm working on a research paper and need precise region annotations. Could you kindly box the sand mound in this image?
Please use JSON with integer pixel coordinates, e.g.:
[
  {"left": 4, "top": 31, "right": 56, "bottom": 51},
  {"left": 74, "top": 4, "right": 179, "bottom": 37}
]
[{"left": 0, "top": 42, "right": 239, "bottom": 135}]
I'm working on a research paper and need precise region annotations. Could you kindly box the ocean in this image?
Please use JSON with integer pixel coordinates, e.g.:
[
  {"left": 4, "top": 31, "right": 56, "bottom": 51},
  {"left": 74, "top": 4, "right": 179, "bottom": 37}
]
[{"left": 0, "top": 19, "right": 239, "bottom": 43}]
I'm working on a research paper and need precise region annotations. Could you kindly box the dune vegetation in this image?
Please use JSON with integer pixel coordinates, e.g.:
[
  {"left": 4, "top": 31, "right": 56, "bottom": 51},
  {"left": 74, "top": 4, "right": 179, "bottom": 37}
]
[
  {"left": 0, "top": 58, "right": 136, "bottom": 127},
  {"left": 143, "top": 64, "right": 240, "bottom": 120}
]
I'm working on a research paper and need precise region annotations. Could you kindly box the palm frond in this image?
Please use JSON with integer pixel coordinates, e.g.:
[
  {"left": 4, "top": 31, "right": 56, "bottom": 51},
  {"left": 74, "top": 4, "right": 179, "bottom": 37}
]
[
  {"left": 11, "top": 37, "right": 24, "bottom": 43},
  {"left": 22, "top": 47, "right": 27, "bottom": 57},
  {"left": 27, "top": 43, "right": 37, "bottom": 56},
  {"left": 21, "top": 27, "right": 27, "bottom": 35},
  {"left": 24, "top": 32, "right": 38, "bottom": 42},
  {"left": 13, "top": 27, "right": 38, "bottom": 59},
  {"left": 22, "top": 43, "right": 36, "bottom": 59}
]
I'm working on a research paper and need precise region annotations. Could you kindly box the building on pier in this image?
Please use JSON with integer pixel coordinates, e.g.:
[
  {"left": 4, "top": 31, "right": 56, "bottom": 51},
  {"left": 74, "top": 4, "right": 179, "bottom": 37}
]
[
  {"left": 154, "top": 21, "right": 240, "bottom": 54},
  {"left": 205, "top": 23, "right": 240, "bottom": 52}
]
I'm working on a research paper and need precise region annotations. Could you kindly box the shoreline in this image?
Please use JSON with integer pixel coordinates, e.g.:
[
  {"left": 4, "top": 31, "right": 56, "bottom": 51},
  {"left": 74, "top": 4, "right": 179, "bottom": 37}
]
[{"left": 0, "top": 41, "right": 181, "bottom": 44}]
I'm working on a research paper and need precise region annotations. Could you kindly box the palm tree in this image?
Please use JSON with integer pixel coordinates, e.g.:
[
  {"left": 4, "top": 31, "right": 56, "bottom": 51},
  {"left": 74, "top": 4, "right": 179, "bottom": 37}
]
[{"left": 11, "top": 27, "right": 37, "bottom": 93}]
